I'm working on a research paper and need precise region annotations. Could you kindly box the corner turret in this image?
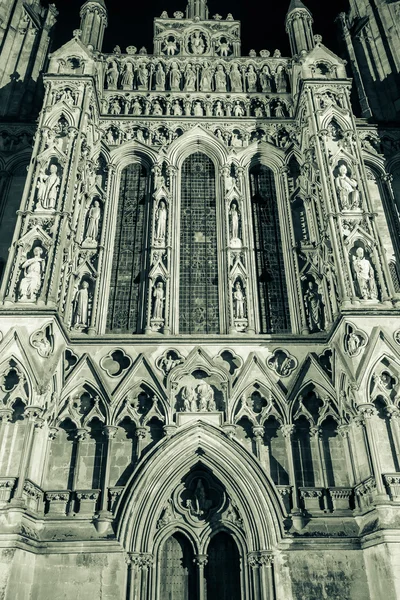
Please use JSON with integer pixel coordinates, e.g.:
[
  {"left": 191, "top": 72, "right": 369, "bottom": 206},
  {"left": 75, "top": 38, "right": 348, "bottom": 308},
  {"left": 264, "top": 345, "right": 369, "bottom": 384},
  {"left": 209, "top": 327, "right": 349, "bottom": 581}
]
[
  {"left": 80, "top": 0, "right": 108, "bottom": 51},
  {"left": 285, "top": 0, "right": 314, "bottom": 56}
]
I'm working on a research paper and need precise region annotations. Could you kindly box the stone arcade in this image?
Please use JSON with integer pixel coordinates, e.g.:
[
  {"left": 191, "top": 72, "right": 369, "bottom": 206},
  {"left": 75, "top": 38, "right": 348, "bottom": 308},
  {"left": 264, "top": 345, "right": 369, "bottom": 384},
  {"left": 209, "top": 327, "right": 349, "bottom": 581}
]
[{"left": 0, "top": 0, "right": 399, "bottom": 597}]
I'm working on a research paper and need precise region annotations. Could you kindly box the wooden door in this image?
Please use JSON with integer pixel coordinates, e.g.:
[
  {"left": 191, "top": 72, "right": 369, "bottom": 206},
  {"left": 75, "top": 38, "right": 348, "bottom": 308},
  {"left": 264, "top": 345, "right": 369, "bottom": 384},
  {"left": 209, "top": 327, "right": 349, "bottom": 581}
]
[
  {"left": 206, "top": 532, "right": 241, "bottom": 600},
  {"left": 159, "top": 533, "right": 197, "bottom": 600}
]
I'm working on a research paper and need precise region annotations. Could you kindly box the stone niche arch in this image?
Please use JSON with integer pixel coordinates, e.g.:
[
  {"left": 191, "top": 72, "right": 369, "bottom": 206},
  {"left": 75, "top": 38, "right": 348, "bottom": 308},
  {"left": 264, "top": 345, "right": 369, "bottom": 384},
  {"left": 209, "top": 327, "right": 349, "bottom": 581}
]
[{"left": 117, "top": 421, "right": 285, "bottom": 600}]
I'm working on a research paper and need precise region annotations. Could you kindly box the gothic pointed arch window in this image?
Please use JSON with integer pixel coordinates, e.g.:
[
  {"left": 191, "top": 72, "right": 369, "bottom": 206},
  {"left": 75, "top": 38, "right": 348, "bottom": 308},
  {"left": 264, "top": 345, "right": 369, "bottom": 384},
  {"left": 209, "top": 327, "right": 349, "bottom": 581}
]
[
  {"left": 250, "top": 164, "right": 290, "bottom": 333},
  {"left": 179, "top": 152, "right": 219, "bottom": 334},
  {"left": 106, "top": 162, "right": 150, "bottom": 333}
]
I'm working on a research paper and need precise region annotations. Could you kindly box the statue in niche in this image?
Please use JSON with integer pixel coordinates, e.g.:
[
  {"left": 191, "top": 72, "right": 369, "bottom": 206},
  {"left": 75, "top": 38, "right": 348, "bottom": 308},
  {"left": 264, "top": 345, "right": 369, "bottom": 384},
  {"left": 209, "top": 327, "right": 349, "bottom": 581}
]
[
  {"left": 304, "top": 280, "right": 323, "bottom": 332},
  {"left": 260, "top": 65, "right": 272, "bottom": 92},
  {"left": 230, "top": 63, "right": 243, "bottom": 92},
  {"left": 233, "top": 281, "right": 246, "bottom": 319},
  {"left": 194, "top": 101, "right": 204, "bottom": 116},
  {"left": 347, "top": 330, "right": 363, "bottom": 356},
  {"left": 229, "top": 202, "right": 240, "bottom": 241},
  {"left": 173, "top": 100, "right": 183, "bottom": 116},
  {"left": 275, "top": 65, "right": 289, "bottom": 92},
  {"left": 273, "top": 100, "right": 286, "bottom": 117},
  {"left": 155, "top": 200, "right": 167, "bottom": 242},
  {"left": 197, "top": 381, "right": 215, "bottom": 411},
  {"left": 163, "top": 36, "right": 178, "bottom": 56},
  {"left": 190, "top": 30, "right": 205, "bottom": 55},
  {"left": 110, "top": 99, "right": 121, "bottom": 115},
  {"left": 187, "top": 480, "right": 212, "bottom": 518},
  {"left": 155, "top": 63, "right": 166, "bottom": 90},
  {"left": 106, "top": 61, "right": 119, "bottom": 88},
  {"left": 59, "top": 88, "right": 76, "bottom": 105},
  {"left": 182, "top": 385, "right": 198, "bottom": 412},
  {"left": 352, "top": 247, "right": 378, "bottom": 301},
  {"left": 214, "top": 101, "right": 224, "bottom": 117},
  {"left": 246, "top": 65, "right": 257, "bottom": 92},
  {"left": 121, "top": 62, "right": 134, "bottom": 88},
  {"left": 132, "top": 98, "right": 142, "bottom": 115},
  {"left": 84, "top": 200, "right": 101, "bottom": 242},
  {"left": 152, "top": 281, "right": 165, "bottom": 319},
  {"left": 19, "top": 246, "right": 45, "bottom": 302},
  {"left": 37, "top": 164, "right": 60, "bottom": 210},
  {"left": 152, "top": 100, "right": 163, "bottom": 116},
  {"left": 216, "top": 37, "right": 230, "bottom": 57},
  {"left": 184, "top": 64, "right": 196, "bottom": 92},
  {"left": 200, "top": 62, "right": 213, "bottom": 92},
  {"left": 31, "top": 328, "right": 52, "bottom": 358},
  {"left": 73, "top": 281, "right": 90, "bottom": 328},
  {"left": 215, "top": 64, "right": 227, "bottom": 92},
  {"left": 335, "top": 164, "right": 360, "bottom": 210},
  {"left": 137, "top": 63, "right": 149, "bottom": 89},
  {"left": 254, "top": 104, "right": 264, "bottom": 118},
  {"left": 170, "top": 62, "right": 181, "bottom": 90},
  {"left": 233, "top": 101, "right": 244, "bottom": 117}
]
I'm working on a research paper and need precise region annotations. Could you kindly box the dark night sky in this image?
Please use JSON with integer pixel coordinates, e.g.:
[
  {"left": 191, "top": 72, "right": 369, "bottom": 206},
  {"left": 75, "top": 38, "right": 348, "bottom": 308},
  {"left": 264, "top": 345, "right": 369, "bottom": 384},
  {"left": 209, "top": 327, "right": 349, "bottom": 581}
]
[{"left": 44, "top": 0, "right": 350, "bottom": 58}]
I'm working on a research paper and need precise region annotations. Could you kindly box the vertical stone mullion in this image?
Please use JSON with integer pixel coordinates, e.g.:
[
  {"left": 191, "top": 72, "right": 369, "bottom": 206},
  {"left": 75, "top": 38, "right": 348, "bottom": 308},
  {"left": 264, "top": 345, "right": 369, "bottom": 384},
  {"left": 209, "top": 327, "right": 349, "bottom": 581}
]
[
  {"left": 194, "top": 554, "right": 207, "bottom": 600},
  {"left": 12, "top": 407, "right": 43, "bottom": 503},
  {"left": 359, "top": 405, "right": 386, "bottom": 494},
  {"left": 281, "top": 424, "right": 298, "bottom": 511}
]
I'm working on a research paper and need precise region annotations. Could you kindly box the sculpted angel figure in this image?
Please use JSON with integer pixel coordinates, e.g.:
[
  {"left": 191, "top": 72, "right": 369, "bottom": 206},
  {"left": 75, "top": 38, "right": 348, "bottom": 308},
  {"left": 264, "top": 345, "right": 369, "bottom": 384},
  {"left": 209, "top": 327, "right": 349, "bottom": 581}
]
[
  {"left": 216, "top": 38, "right": 230, "bottom": 57},
  {"left": 163, "top": 36, "right": 177, "bottom": 56}
]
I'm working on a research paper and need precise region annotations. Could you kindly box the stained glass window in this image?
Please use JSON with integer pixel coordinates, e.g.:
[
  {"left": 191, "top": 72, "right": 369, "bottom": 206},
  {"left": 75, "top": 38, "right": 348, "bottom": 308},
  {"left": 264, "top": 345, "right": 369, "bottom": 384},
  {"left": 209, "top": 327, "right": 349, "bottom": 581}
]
[
  {"left": 250, "top": 164, "right": 290, "bottom": 333},
  {"left": 106, "top": 163, "right": 148, "bottom": 333},
  {"left": 179, "top": 152, "right": 219, "bottom": 334}
]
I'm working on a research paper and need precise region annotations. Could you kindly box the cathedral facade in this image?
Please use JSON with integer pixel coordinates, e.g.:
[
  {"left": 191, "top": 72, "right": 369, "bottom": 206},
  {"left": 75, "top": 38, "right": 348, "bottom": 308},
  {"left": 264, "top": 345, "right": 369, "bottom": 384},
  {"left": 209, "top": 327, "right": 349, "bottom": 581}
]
[{"left": 0, "top": 0, "right": 399, "bottom": 597}]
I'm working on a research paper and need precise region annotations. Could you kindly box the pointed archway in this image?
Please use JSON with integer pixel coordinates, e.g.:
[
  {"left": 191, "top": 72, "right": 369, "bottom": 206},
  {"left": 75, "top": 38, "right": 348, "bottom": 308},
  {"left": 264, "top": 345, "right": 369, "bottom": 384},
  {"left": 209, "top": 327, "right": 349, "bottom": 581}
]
[{"left": 117, "top": 420, "right": 285, "bottom": 600}]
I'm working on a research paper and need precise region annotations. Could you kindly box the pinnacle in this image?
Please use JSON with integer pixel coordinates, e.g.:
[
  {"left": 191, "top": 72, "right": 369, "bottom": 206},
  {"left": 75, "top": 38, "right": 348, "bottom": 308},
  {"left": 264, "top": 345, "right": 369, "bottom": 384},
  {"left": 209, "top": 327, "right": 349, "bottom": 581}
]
[
  {"left": 286, "top": 0, "right": 312, "bottom": 15},
  {"left": 82, "top": 0, "right": 107, "bottom": 7}
]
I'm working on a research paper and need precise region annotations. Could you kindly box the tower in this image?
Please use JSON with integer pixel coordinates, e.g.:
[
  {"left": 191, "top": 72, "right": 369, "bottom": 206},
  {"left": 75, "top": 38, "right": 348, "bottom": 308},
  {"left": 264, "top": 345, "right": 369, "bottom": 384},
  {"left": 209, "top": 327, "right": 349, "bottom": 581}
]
[
  {"left": 285, "top": 0, "right": 314, "bottom": 56},
  {"left": 0, "top": 0, "right": 400, "bottom": 598},
  {"left": 80, "top": 0, "right": 108, "bottom": 51}
]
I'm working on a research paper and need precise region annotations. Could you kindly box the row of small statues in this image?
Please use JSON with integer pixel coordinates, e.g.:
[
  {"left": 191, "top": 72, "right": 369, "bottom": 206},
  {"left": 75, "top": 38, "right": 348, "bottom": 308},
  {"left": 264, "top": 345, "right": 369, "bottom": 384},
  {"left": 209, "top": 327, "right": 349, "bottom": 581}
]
[
  {"left": 105, "top": 95, "right": 291, "bottom": 118},
  {"left": 105, "top": 60, "right": 290, "bottom": 94}
]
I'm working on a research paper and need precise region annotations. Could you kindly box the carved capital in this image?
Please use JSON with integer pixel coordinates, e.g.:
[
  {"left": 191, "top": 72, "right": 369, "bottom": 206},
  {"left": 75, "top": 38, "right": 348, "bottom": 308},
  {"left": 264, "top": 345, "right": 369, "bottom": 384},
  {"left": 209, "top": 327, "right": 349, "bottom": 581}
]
[
  {"left": 193, "top": 554, "right": 208, "bottom": 568},
  {"left": 103, "top": 425, "right": 119, "bottom": 439},
  {"left": 280, "top": 424, "right": 295, "bottom": 439},
  {"left": 358, "top": 404, "right": 378, "bottom": 420}
]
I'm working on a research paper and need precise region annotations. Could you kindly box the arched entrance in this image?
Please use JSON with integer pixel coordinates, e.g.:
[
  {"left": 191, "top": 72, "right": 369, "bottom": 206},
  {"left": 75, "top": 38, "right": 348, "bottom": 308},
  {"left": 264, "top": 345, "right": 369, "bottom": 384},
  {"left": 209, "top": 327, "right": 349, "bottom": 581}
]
[
  {"left": 206, "top": 532, "right": 241, "bottom": 600},
  {"left": 159, "top": 533, "right": 197, "bottom": 599}
]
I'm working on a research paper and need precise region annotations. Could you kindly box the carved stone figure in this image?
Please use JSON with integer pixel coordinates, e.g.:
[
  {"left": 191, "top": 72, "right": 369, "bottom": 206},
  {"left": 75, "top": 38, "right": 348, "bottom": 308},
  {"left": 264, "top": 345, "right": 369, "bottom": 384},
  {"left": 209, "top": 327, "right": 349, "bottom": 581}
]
[
  {"left": 31, "top": 329, "right": 52, "bottom": 358},
  {"left": 274, "top": 100, "right": 286, "bottom": 118},
  {"left": 170, "top": 62, "right": 181, "bottom": 90},
  {"left": 37, "top": 164, "right": 60, "bottom": 210},
  {"left": 216, "top": 38, "right": 230, "bottom": 57},
  {"left": 233, "top": 281, "right": 245, "bottom": 318},
  {"left": 73, "top": 281, "right": 89, "bottom": 328},
  {"left": 163, "top": 36, "right": 177, "bottom": 56},
  {"left": 155, "top": 200, "right": 167, "bottom": 241},
  {"left": 190, "top": 30, "right": 205, "bottom": 55},
  {"left": 19, "top": 246, "right": 45, "bottom": 302},
  {"left": 84, "top": 200, "right": 101, "bottom": 242},
  {"left": 197, "top": 381, "right": 215, "bottom": 411},
  {"left": 304, "top": 281, "right": 323, "bottom": 331},
  {"left": 352, "top": 247, "right": 378, "bottom": 300},
  {"left": 184, "top": 64, "right": 196, "bottom": 92},
  {"left": 233, "top": 101, "right": 244, "bottom": 117},
  {"left": 152, "top": 281, "right": 165, "bottom": 319},
  {"left": 275, "top": 65, "right": 288, "bottom": 92},
  {"left": 137, "top": 63, "right": 149, "bottom": 89},
  {"left": 230, "top": 63, "right": 243, "bottom": 92},
  {"left": 121, "top": 62, "right": 134, "bottom": 88},
  {"left": 173, "top": 99, "right": 183, "bottom": 115},
  {"left": 260, "top": 65, "right": 272, "bottom": 92},
  {"left": 152, "top": 100, "right": 163, "bottom": 116},
  {"left": 246, "top": 65, "right": 257, "bottom": 92},
  {"left": 194, "top": 101, "right": 204, "bottom": 116},
  {"left": 200, "top": 62, "right": 212, "bottom": 92},
  {"left": 214, "top": 100, "right": 224, "bottom": 117},
  {"left": 182, "top": 385, "right": 197, "bottom": 412},
  {"left": 215, "top": 65, "right": 227, "bottom": 92},
  {"left": 106, "top": 61, "right": 119, "bottom": 88},
  {"left": 347, "top": 331, "right": 362, "bottom": 356},
  {"left": 132, "top": 98, "right": 142, "bottom": 115},
  {"left": 230, "top": 202, "right": 240, "bottom": 240},
  {"left": 155, "top": 63, "right": 166, "bottom": 90},
  {"left": 335, "top": 164, "right": 360, "bottom": 210}
]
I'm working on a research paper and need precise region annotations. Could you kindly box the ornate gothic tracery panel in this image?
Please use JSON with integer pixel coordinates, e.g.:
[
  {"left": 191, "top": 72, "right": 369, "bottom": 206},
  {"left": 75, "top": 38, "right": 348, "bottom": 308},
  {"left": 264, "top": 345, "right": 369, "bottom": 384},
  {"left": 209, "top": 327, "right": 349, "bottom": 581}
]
[
  {"left": 250, "top": 164, "right": 290, "bottom": 333},
  {"left": 179, "top": 152, "right": 219, "bottom": 334},
  {"left": 106, "top": 163, "right": 149, "bottom": 333}
]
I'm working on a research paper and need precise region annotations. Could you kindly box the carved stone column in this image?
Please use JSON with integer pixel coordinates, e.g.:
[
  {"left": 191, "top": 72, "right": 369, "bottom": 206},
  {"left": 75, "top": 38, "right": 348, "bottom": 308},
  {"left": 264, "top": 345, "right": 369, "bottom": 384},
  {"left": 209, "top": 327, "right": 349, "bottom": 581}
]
[
  {"left": 11, "top": 406, "right": 43, "bottom": 506},
  {"left": 252, "top": 425, "right": 265, "bottom": 464},
  {"left": 280, "top": 425, "right": 298, "bottom": 512},
  {"left": 96, "top": 425, "right": 118, "bottom": 531},
  {"left": 127, "top": 553, "right": 154, "bottom": 600},
  {"left": 358, "top": 404, "right": 386, "bottom": 495},
  {"left": 337, "top": 424, "right": 356, "bottom": 486},
  {"left": 249, "top": 552, "right": 275, "bottom": 599},
  {"left": 385, "top": 407, "right": 400, "bottom": 465},
  {"left": 194, "top": 554, "right": 207, "bottom": 600},
  {"left": 135, "top": 426, "right": 148, "bottom": 460},
  {"left": 69, "top": 427, "right": 88, "bottom": 512}
]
